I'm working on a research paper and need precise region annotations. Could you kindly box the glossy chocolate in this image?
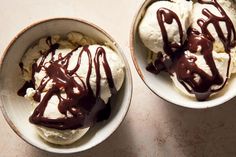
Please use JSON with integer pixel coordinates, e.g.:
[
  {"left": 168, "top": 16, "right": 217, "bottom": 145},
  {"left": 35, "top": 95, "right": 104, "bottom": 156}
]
[{"left": 18, "top": 37, "right": 116, "bottom": 130}]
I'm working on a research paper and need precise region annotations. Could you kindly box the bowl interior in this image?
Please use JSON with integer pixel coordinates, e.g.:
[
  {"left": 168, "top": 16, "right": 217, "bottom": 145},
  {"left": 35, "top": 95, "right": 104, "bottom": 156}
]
[
  {"left": 0, "top": 18, "right": 132, "bottom": 153},
  {"left": 130, "top": 0, "right": 236, "bottom": 108}
]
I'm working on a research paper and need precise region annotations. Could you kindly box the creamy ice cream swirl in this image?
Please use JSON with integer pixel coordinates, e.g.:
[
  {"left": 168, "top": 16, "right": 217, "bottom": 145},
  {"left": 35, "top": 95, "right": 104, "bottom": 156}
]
[
  {"left": 142, "top": 0, "right": 236, "bottom": 100},
  {"left": 27, "top": 37, "right": 115, "bottom": 129},
  {"left": 18, "top": 36, "right": 125, "bottom": 131}
]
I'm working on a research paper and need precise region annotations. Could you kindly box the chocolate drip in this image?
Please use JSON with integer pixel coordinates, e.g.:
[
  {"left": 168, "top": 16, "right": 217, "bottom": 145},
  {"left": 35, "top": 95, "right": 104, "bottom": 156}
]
[
  {"left": 177, "top": 28, "right": 224, "bottom": 100},
  {"left": 17, "top": 80, "right": 34, "bottom": 97},
  {"left": 146, "top": 53, "right": 166, "bottom": 74},
  {"left": 18, "top": 37, "right": 116, "bottom": 130},
  {"left": 148, "top": 0, "right": 236, "bottom": 101},
  {"left": 94, "top": 47, "right": 117, "bottom": 95},
  {"left": 157, "top": 8, "right": 183, "bottom": 56},
  {"left": 197, "top": 0, "right": 236, "bottom": 80}
]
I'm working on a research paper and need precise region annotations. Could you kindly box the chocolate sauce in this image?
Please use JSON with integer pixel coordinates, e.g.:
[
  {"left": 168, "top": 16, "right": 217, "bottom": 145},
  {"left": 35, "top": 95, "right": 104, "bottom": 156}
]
[
  {"left": 18, "top": 37, "right": 116, "bottom": 130},
  {"left": 148, "top": 0, "right": 236, "bottom": 100},
  {"left": 146, "top": 53, "right": 166, "bottom": 74},
  {"left": 17, "top": 80, "right": 34, "bottom": 97},
  {"left": 157, "top": 8, "right": 183, "bottom": 56}
]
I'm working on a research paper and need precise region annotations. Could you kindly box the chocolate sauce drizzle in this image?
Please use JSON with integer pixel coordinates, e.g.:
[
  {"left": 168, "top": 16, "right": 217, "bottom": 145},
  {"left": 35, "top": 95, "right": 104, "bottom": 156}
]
[
  {"left": 156, "top": 8, "right": 183, "bottom": 56},
  {"left": 147, "top": 0, "right": 236, "bottom": 101},
  {"left": 18, "top": 38, "right": 116, "bottom": 130}
]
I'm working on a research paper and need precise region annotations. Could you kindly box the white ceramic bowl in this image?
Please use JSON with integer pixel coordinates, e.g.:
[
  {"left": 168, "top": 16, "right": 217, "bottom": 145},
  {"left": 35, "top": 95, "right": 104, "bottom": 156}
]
[
  {"left": 0, "top": 18, "right": 132, "bottom": 154},
  {"left": 130, "top": 0, "right": 236, "bottom": 109}
]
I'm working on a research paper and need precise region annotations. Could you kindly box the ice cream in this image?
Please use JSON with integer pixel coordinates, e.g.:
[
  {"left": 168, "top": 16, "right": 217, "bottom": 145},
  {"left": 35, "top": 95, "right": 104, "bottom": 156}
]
[
  {"left": 139, "top": 0, "right": 193, "bottom": 53},
  {"left": 138, "top": 0, "right": 236, "bottom": 101},
  {"left": 17, "top": 32, "right": 125, "bottom": 145}
]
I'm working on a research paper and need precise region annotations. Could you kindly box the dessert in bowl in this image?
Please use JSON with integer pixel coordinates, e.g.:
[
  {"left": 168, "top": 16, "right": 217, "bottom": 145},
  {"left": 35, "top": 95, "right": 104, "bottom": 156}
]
[
  {"left": 130, "top": 0, "right": 236, "bottom": 108},
  {"left": 0, "top": 18, "right": 132, "bottom": 153}
]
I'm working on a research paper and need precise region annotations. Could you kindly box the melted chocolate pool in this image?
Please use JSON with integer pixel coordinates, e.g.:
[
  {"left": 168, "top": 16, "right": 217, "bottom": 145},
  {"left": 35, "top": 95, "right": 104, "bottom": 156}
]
[
  {"left": 147, "top": 0, "right": 236, "bottom": 101},
  {"left": 18, "top": 38, "right": 117, "bottom": 130}
]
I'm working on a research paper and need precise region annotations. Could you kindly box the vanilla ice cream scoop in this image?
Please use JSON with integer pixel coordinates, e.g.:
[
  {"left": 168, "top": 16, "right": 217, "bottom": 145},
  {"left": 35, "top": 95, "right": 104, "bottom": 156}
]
[
  {"left": 32, "top": 45, "right": 124, "bottom": 104},
  {"left": 18, "top": 33, "right": 125, "bottom": 145},
  {"left": 139, "top": 0, "right": 192, "bottom": 53},
  {"left": 139, "top": 0, "right": 236, "bottom": 101},
  {"left": 191, "top": 0, "right": 236, "bottom": 45},
  {"left": 171, "top": 49, "right": 236, "bottom": 98}
]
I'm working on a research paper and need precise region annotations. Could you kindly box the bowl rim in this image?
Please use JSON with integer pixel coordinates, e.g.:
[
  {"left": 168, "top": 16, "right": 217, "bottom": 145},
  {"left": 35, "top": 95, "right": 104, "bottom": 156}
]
[
  {"left": 129, "top": 0, "right": 234, "bottom": 109},
  {"left": 0, "top": 17, "right": 133, "bottom": 154}
]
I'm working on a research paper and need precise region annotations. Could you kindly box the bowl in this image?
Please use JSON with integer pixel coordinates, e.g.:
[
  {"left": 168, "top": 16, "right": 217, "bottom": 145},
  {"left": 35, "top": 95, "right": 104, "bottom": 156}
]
[
  {"left": 0, "top": 18, "right": 132, "bottom": 153},
  {"left": 130, "top": 0, "right": 236, "bottom": 109}
]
